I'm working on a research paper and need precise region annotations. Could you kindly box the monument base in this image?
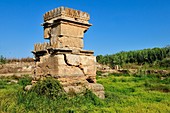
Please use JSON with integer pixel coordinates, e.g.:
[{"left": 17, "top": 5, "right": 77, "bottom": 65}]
[{"left": 33, "top": 48, "right": 105, "bottom": 99}]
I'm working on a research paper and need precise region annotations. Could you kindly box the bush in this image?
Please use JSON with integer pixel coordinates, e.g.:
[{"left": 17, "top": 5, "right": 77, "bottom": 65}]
[
  {"left": 0, "top": 55, "right": 7, "bottom": 64},
  {"left": 159, "top": 58, "right": 170, "bottom": 68},
  {"left": 31, "top": 78, "right": 66, "bottom": 99},
  {"left": 83, "top": 89, "right": 103, "bottom": 106},
  {"left": 150, "top": 84, "right": 170, "bottom": 93},
  {"left": 0, "top": 80, "right": 6, "bottom": 89},
  {"left": 96, "top": 71, "right": 102, "bottom": 76},
  {"left": 18, "top": 76, "right": 32, "bottom": 87}
]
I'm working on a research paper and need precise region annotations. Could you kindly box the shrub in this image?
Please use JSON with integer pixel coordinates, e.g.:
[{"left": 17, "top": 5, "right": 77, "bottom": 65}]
[
  {"left": 83, "top": 89, "right": 103, "bottom": 106},
  {"left": 18, "top": 76, "right": 32, "bottom": 87},
  {"left": 96, "top": 71, "right": 102, "bottom": 76},
  {"left": 159, "top": 58, "right": 170, "bottom": 68},
  {"left": 161, "top": 77, "right": 170, "bottom": 84},
  {"left": 0, "top": 55, "right": 7, "bottom": 64},
  {"left": 0, "top": 80, "right": 6, "bottom": 89},
  {"left": 150, "top": 84, "right": 170, "bottom": 93},
  {"left": 112, "top": 78, "right": 117, "bottom": 82},
  {"left": 31, "top": 78, "right": 66, "bottom": 99}
]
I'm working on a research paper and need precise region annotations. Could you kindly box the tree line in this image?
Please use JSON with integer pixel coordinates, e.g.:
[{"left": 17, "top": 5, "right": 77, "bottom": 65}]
[{"left": 96, "top": 46, "right": 170, "bottom": 68}]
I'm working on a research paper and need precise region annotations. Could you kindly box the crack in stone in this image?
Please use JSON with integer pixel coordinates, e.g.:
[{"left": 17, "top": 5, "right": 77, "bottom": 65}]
[
  {"left": 63, "top": 54, "right": 86, "bottom": 75},
  {"left": 63, "top": 54, "right": 72, "bottom": 66}
]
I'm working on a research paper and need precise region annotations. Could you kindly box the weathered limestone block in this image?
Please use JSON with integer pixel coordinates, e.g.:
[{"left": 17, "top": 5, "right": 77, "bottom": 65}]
[
  {"left": 57, "top": 76, "right": 88, "bottom": 85},
  {"left": 35, "top": 54, "right": 67, "bottom": 77},
  {"left": 55, "top": 55, "right": 66, "bottom": 65},
  {"left": 57, "top": 66, "right": 84, "bottom": 76},
  {"left": 59, "top": 37, "right": 83, "bottom": 49},
  {"left": 82, "top": 65, "right": 96, "bottom": 75},
  {"left": 63, "top": 83, "right": 105, "bottom": 99},
  {"left": 65, "top": 54, "right": 96, "bottom": 77},
  {"left": 87, "top": 83, "right": 104, "bottom": 91},
  {"left": 80, "top": 55, "right": 96, "bottom": 66},
  {"left": 65, "top": 54, "right": 81, "bottom": 66},
  {"left": 65, "top": 54, "right": 96, "bottom": 66},
  {"left": 93, "top": 91, "right": 105, "bottom": 99},
  {"left": 60, "top": 23, "right": 86, "bottom": 38},
  {"left": 39, "top": 54, "right": 66, "bottom": 65},
  {"left": 50, "top": 37, "right": 83, "bottom": 49},
  {"left": 25, "top": 85, "right": 33, "bottom": 91},
  {"left": 86, "top": 83, "right": 105, "bottom": 99},
  {"left": 64, "top": 86, "right": 86, "bottom": 94},
  {"left": 51, "top": 25, "right": 61, "bottom": 35},
  {"left": 44, "top": 28, "right": 51, "bottom": 39}
]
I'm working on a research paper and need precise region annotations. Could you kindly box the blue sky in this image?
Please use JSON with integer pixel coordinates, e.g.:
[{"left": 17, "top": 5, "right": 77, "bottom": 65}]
[{"left": 0, "top": 0, "right": 170, "bottom": 58}]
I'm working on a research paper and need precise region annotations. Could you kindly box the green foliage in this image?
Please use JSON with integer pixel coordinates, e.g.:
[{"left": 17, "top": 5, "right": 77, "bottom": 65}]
[
  {"left": 159, "top": 58, "right": 170, "bottom": 68},
  {"left": 0, "top": 79, "right": 7, "bottom": 89},
  {"left": 97, "top": 73, "right": 170, "bottom": 112},
  {"left": 0, "top": 55, "right": 7, "bottom": 64},
  {"left": 96, "top": 71, "right": 102, "bottom": 76},
  {"left": 0, "top": 74, "right": 170, "bottom": 113},
  {"left": 31, "top": 78, "right": 66, "bottom": 99},
  {"left": 97, "top": 46, "right": 170, "bottom": 68},
  {"left": 18, "top": 75, "right": 32, "bottom": 87},
  {"left": 83, "top": 89, "right": 104, "bottom": 106}
]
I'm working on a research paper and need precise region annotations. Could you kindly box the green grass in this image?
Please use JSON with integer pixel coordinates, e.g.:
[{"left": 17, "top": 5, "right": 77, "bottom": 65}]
[
  {"left": 97, "top": 73, "right": 170, "bottom": 113},
  {"left": 0, "top": 74, "right": 170, "bottom": 113}
]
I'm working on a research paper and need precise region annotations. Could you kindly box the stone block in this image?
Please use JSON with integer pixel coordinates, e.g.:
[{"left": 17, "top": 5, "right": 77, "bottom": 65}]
[
  {"left": 87, "top": 83, "right": 104, "bottom": 92},
  {"left": 93, "top": 91, "right": 105, "bottom": 99},
  {"left": 44, "top": 28, "right": 51, "bottom": 39},
  {"left": 65, "top": 54, "right": 81, "bottom": 66},
  {"left": 65, "top": 54, "right": 96, "bottom": 66},
  {"left": 25, "top": 85, "right": 33, "bottom": 91},
  {"left": 60, "top": 23, "right": 86, "bottom": 38},
  {"left": 63, "top": 86, "right": 86, "bottom": 94},
  {"left": 51, "top": 25, "right": 61, "bottom": 37},
  {"left": 57, "top": 66, "right": 84, "bottom": 76},
  {"left": 59, "top": 37, "right": 83, "bottom": 49},
  {"left": 82, "top": 65, "right": 96, "bottom": 75},
  {"left": 55, "top": 55, "right": 66, "bottom": 65},
  {"left": 80, "top": 56, "right": 96, "bottom": 66}
]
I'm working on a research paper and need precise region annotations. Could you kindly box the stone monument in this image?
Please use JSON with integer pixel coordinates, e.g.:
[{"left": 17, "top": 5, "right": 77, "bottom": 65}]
[{"left": 32, "top": 6, "right": 105, "bottom": 99}]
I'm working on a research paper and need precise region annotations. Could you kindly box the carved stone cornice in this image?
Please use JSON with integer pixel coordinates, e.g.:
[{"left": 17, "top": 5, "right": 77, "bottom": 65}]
[{"left": 43, "top": 6, "right": 90, "bottom": 23}]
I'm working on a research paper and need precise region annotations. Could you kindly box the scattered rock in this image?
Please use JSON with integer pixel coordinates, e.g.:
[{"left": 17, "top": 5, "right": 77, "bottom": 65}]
[
  {"left": 25, "top": 85, "right": 32, "bottom": 91},
  {"left": 10, "top": 80, "right": 18, "bottom": 84}
]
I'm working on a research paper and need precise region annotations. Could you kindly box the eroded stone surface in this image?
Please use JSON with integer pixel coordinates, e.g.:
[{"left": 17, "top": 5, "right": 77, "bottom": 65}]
[
  {"left": 59, "top": 37, "right": 83, "bottom": 49},
  {"left": 25, "top": 85, "right": 33, "bottom": 91},
  {"left": 65, "top": 54, "right": 96, "bottom": 66},
  {"left": 65, "top": 54, "right": 81, "bottom": 66}
]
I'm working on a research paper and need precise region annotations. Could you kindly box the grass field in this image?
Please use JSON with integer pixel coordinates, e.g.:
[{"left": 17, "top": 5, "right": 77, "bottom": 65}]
[{"left": 0, "top": 73, "right": 170, "bottom": 113}]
